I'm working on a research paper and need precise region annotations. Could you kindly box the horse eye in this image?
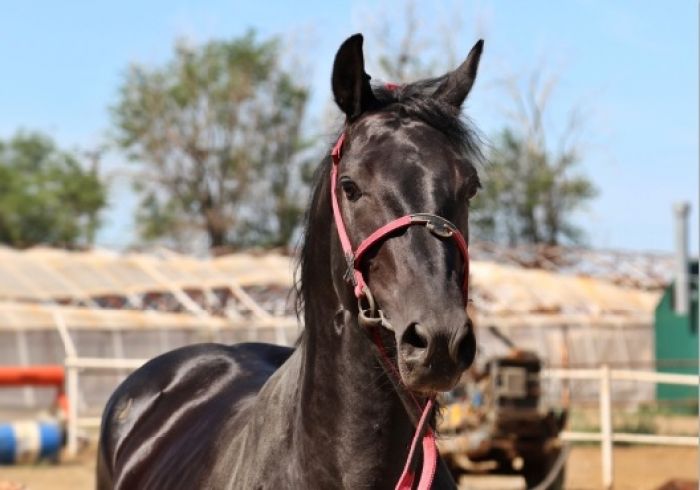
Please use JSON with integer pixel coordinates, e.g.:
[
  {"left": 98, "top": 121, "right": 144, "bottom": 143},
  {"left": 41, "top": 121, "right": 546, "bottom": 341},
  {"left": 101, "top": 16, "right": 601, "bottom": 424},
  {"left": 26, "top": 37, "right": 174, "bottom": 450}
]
[
  {"left": 339, "top": 177, "right": 362, "bottom": 202},
  {"left": 465, "top": 179, "right": 481, "bottom": 201}
]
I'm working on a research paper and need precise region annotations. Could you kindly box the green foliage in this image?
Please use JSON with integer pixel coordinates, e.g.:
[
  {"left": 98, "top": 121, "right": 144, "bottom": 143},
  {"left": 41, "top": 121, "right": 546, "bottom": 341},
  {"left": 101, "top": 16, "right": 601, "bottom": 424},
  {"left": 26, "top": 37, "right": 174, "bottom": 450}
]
[
  {"left": 111, "top": 30, "right": 309, "bottom": 250},
  {"left": 472, "top": 129, "right": 597, "bottom": 246},
  {"left": 0, "top": 132, "right": 106, "bottom": 248}
]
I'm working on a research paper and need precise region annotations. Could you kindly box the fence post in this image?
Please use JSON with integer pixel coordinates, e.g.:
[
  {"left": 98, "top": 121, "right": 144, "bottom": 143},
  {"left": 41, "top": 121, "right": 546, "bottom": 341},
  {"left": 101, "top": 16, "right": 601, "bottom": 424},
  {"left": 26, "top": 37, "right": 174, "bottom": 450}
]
[
  {"left": 600, "top": 364, "right": 613, "bottom": 489},
  {"left": 66, "top": 364, "right": 79, "bottom": 458},
  {"left": 52, "top": 309, "right": 80, "bottom": 458}
]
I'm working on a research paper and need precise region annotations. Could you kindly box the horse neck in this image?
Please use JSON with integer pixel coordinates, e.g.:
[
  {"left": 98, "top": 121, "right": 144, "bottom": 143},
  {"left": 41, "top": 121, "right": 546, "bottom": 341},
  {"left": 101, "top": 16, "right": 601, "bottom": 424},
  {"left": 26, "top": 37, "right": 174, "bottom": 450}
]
[
  {"left": 295, "top": 300, "right": 416, "bottom": 488},
  {"left": 294, "top": 182, "right": 415, "bottom": 486}
]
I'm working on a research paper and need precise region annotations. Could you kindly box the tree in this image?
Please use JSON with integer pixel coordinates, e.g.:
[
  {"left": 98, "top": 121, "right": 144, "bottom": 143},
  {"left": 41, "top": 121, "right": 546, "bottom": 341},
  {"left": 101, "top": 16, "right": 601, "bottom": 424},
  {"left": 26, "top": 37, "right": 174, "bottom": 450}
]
[
  {"left": 471, "top": 73, "right": 598, "bottom": 246},
  {"left": 364, "top": 6, "right": 597, "bottom": 246},
  {"left": 366, "top": 0, "right": 459, "bottom": 83},
  {"left": 112, "top": 31, "right": 309, "bottom": 251},
  {"left": 0, "top": 132, "right": 106, "bottom": 248}
]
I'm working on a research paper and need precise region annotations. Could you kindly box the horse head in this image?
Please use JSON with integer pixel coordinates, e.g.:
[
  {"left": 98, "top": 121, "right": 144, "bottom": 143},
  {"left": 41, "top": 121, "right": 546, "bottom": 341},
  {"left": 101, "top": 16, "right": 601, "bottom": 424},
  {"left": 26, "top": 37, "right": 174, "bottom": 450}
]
[{"left": 329, "top": 34, "right": 483, "bottom": 394}]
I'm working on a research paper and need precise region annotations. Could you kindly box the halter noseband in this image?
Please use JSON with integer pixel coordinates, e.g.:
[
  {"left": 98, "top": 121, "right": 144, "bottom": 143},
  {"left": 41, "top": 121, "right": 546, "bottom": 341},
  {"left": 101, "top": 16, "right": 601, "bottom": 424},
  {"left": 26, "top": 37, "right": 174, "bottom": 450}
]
[{"left": 329, "top": 129, "right": 471, "bottom": 490}]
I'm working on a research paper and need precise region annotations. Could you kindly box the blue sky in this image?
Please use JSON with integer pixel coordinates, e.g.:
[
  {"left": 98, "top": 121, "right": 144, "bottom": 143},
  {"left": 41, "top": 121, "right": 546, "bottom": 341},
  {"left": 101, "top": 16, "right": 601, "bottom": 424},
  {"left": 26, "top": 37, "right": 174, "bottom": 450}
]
[{"left": 1, "top": 1, "right": 697, "bottom": 254}]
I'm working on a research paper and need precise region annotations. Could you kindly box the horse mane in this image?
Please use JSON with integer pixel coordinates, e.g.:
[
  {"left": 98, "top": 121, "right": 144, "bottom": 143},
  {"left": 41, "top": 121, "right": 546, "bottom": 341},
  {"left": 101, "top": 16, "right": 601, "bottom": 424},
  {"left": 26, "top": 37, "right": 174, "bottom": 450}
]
[
  {"left": 372, "top": 77, "right": 484, "bottom": 161},
  {"left": 294, "top": 76, "right": 484, "bottom": 336},
  {"left": 294, "top": 153, "right": 334, "bottom": 338}
]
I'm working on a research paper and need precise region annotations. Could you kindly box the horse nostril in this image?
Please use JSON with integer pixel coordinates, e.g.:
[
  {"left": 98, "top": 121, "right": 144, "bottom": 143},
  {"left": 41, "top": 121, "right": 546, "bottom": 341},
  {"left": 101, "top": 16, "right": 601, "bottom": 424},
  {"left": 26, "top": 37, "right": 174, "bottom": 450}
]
[
  {"left": 402, "top": 322, "right": 430, "bottom": 351},
  {"left": 453, "top": 325, "right": 476, "bottom": 367}
]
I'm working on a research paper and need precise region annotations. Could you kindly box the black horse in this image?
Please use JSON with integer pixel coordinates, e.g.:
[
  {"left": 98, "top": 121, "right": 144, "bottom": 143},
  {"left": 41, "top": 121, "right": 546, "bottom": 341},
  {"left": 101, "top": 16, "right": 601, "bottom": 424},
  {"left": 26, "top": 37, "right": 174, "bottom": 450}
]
[{"left": 97, "top": 33, "right": 484, "bottom": 489}]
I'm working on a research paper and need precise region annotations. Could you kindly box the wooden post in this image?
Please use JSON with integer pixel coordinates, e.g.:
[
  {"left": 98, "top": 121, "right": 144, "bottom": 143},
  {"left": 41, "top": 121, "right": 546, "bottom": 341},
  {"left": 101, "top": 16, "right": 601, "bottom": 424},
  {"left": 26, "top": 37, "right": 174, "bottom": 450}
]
[
  {"left": 66, "top": 365, "right": 79, "bottom": 458},
  {"left": 600, "top": 364, "right": 613, "bottom": 489},
  {"left": 52, "top": 308, "right": 80, "bottom": 458},
  {"left": 16, "top": 330, "right": 35, "bottom": 407},
  {"left": 560, "top": 325, "right": 570, "bottom": 408}
]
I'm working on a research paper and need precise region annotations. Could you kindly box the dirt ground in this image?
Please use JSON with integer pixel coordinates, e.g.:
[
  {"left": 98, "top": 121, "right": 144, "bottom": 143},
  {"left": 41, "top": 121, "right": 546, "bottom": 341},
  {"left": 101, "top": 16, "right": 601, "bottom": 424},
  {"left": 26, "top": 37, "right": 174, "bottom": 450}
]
[
  {"left": 0, "top": 445, "right": 697, "bottom": 489},
  {"left": 565, "top": 446, "right": 698, "bottom": 490}
]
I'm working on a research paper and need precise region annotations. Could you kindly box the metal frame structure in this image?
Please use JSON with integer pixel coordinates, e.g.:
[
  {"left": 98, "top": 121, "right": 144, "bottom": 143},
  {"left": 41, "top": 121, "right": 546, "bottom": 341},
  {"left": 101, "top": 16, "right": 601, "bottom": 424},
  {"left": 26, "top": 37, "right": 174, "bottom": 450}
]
[{"left": 0, "top": 247, "right": 682, "bottom": 475}]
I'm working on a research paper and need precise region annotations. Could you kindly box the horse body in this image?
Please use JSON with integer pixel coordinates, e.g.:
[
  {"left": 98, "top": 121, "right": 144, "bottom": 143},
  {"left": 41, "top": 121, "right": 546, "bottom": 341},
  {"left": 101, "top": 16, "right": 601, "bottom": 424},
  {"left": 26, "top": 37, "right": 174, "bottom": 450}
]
[
  {"left": 98, "top": 336, "right": 446, "bottom": 489},
  {"left": 98, "top": 33, "right": 484, "bottom": 489}
]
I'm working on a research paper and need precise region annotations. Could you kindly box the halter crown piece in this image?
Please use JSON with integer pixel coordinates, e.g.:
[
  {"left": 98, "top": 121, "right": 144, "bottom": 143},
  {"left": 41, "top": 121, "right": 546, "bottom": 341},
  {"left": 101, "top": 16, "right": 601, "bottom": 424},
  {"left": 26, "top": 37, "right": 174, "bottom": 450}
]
[{"left": 329, "top": 113, "right": 471, "bottom": 490}]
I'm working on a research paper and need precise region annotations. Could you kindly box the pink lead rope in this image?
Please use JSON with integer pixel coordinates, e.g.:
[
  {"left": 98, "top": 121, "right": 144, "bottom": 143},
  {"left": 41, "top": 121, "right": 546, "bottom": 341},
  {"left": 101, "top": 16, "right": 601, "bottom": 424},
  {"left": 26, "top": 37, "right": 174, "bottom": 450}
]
[{"left": 330, "top": 129, "right": 470, "bottom": 490}]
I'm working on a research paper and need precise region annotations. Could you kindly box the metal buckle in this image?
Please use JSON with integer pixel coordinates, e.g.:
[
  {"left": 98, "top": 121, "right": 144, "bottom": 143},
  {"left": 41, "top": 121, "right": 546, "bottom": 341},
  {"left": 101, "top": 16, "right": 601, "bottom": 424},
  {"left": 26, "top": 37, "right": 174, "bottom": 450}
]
[
  {"left": 357, "top": 286, "right": 394, "bottom": 331},
  {"left": 411, "top": 213, "right": 456, "bottom": 239},
  {"left": 426, "top": 221, "right": 454, "bottom": 238},
  {"left": 358, "top": 285, "right": 376, "bottom": 316}
]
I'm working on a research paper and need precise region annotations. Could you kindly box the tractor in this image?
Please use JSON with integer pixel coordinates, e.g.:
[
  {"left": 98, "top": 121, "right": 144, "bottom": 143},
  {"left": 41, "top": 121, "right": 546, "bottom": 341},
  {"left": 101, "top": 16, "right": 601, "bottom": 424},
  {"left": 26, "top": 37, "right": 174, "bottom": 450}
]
[{"left": 438, "top": 327, "right": 569, "bottom": 490}]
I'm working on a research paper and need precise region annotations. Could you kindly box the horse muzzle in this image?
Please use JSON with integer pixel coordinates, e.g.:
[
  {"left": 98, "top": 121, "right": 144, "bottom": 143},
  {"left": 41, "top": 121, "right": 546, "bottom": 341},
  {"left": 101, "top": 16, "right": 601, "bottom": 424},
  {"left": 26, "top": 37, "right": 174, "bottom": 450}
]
[{"left": 395, "top": 319, "right": 475, "bottom": 393}]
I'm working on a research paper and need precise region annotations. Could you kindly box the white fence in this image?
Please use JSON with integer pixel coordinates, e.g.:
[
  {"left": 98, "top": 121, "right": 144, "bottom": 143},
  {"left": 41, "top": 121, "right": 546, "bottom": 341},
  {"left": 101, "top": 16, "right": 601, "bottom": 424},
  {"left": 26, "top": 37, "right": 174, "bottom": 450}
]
[
  {"left": 64, "top": 356, "right": 148, "bottom": 455},
  {"left": 542, "top": 365, "right": 699, "bottom": 490},
  {"left": 61, "top": 360, "right": 699, "bottom": 490},
  {"left": 3, "top": 306, "right": 695, "bottom": 490}
]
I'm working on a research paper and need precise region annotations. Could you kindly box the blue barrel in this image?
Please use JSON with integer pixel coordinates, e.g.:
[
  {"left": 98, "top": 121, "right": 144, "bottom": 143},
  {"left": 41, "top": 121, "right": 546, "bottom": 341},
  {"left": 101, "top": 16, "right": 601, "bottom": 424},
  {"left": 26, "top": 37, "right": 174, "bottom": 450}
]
[{"left": 0, "top": 420, "right": 63, "bottom": 464}]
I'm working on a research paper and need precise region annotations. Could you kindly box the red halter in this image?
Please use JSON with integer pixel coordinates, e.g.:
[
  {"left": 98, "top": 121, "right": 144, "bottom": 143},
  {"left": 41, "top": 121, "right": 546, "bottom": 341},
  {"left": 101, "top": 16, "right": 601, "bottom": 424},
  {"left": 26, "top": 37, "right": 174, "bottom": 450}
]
[{"left": 330, "top": 131, "right": 470, "bottom": 490}]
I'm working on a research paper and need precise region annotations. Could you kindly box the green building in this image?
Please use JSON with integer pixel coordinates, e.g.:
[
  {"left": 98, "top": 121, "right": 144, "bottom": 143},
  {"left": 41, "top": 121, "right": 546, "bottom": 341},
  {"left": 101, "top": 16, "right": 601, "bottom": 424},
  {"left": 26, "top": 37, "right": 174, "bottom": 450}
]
[{"left": 654, "top": 259, "right": 698, "bottom": 408}]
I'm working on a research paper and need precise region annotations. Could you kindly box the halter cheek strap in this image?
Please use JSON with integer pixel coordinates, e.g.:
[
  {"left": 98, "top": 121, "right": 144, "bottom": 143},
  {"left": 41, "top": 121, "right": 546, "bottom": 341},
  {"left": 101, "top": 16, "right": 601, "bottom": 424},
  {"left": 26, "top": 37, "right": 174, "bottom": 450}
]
[{"left": 330, "top": 131, "right": 471, "bottom": 490}]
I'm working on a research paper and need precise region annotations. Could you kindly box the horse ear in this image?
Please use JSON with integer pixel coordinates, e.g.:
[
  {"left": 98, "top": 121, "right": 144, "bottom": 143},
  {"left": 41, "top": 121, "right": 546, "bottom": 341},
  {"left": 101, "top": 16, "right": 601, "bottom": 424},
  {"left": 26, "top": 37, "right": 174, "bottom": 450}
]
[
  {"left": 434, "top": 39, "right": 484, "bottom": 108},
  {"left": 332, "top": 34, "right": 377, "bottom": 119}
]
